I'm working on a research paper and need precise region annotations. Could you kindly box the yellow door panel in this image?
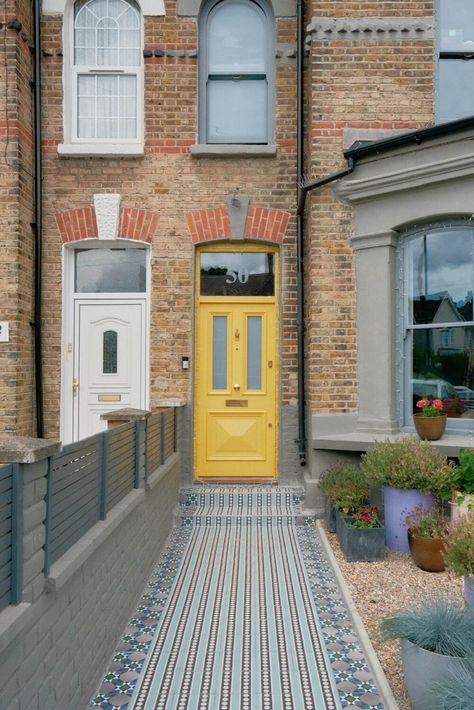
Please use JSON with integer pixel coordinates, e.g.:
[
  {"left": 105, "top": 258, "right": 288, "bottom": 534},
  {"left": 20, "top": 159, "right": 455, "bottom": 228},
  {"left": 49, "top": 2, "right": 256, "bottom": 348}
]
[
  {"left": 195, "top": 246, "right": 278, "bottom": 479},
  {"left": 207, "top": 411, "right": 266, "bottom": 460}
]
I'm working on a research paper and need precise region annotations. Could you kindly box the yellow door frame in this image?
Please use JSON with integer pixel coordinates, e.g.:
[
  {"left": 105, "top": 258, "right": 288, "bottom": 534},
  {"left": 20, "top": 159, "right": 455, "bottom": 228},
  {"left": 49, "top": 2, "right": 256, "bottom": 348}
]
[{"left": 194, "top": 242, "right": 280, "bottom": 480}]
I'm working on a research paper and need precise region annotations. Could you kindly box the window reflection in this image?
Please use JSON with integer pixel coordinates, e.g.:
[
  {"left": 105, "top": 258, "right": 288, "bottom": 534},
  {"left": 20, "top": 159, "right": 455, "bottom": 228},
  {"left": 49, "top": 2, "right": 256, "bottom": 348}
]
[
  {"left": 75, "top": 249, "right": 146, "bottom": 293},
  {"left": 407, "top": 226, "right": 474, "bottom": 422}
]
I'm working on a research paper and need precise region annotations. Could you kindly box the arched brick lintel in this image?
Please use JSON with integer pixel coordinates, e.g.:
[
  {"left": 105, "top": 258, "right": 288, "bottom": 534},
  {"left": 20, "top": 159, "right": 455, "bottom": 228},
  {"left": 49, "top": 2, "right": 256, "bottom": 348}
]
[
  {"left": 56, "top": 207, "right": 160, "bottom": 243},
  {"left": 186, "top": 206, "right": 290, "bottom": 244}
]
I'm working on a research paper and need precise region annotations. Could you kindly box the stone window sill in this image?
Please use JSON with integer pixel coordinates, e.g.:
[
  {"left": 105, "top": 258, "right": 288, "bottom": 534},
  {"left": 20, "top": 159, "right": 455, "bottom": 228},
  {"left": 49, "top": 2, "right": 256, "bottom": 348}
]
[
  {"left": 58, "top": 142, "right": 144, "bottom": 158},
  {"left": 190, "top": 144, "right": 277, "bottom": 158},
  {"left": 313, "top": 429, "right": 471, "bottom": 457}
]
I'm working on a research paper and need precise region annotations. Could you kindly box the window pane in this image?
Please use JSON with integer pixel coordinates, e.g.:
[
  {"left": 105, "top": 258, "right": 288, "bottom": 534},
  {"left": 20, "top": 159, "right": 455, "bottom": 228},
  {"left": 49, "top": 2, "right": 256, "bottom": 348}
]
[
  {"left": 408, "top": 229, "right": 474, "bottom": 324},
  {"left": 247, "top": 316, "right": 262, "bottom": 390},
  {"left": 201, "top": 253, "right": 275, "bottom": 296},
  {"left": 438, "top": 60, "right": 474, "bottom": 122},
  {"left": 75, "top": 249, "right": 146, "bottom": 292},
  {"left": 207, "top": 79, "right": 267, "bottom": 143},
  {"left": 212, "top": 316, "right": 227, "bottom": 390},
  {"left": 208, "top": 4, "right": 266, "bottom": 73},
  {"left": 411, "top": 326, "right": 474, "bottom": 417},
  {"left": 103, "top": 330, "right": 118, "bottom": 373},
  {"left": 77, "top": 74, "right": 137, "bottom": 139},
  {"left": 75, "top": 0, "right": 140, "bottom": 67},
  {"left": 440, "top": 0, "right": 474, "bottom": 51}
]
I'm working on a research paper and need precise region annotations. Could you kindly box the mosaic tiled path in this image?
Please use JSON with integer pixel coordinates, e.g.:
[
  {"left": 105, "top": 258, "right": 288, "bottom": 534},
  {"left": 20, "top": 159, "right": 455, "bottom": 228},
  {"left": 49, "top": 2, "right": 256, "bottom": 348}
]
[{"left": 89, "top": 488, "right": 385, "bottom": 710}]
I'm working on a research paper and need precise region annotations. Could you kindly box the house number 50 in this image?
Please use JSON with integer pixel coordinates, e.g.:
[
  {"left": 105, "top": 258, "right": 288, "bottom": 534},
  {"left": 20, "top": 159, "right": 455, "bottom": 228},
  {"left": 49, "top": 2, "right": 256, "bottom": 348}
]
[{"left": 225, "top": 268, "right": 249, "bottom": 284}]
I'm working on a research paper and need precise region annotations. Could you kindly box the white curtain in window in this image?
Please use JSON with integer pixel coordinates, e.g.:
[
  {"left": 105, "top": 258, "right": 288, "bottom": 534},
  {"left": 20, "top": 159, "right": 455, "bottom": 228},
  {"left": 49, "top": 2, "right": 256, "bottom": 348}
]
[{"left": 74, "top": 0, "right": 140, "bottom": 139}]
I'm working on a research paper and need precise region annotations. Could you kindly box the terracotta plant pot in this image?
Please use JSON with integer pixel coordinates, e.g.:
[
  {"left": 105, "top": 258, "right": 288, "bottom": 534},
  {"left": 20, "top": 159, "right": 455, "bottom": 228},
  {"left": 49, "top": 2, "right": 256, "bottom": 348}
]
[
  {"left": 413, "top": 413, "right": 447, "bottom": 441},
  {"left": 408, "top": 529, "right": 446, "bottom": 572}
]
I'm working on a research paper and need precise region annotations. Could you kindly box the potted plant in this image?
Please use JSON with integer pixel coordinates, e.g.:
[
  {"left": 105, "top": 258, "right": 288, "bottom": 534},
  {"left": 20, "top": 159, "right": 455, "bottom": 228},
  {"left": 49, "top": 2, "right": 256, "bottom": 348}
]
[
  {"left": 451, "top": 447, "right": 474, "bottom": 521},
  {"left": 433, "top": 666, "right": 474, "bottom": 710},
  {"left": 444, "top": 515, "right": 474, "bottom": 610},
  {"left": 318, "top": 462, "right": 368, "bottom": 533},
  {"left": 380, "top": 598, "right": 474, "bottom": 710},
  {"left": 337, "top": 506, "right": 384, "bottom": 562},
  {"left": 413, "top": 397, "right": 447, "bottom": 441},
  {"left": 361, "top": 438, "right": 455, "bottom": 552},
  {"left": 404, "top": 504, "right": 448, "bottom": 572}
]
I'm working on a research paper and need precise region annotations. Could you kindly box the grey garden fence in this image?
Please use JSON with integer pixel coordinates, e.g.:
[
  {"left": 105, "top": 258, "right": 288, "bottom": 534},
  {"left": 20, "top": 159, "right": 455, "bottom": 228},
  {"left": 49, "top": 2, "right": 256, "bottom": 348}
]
[
  {"left": 0, "top": 463, "right": 23, "bottom": 612},
  {"left": 44, "top": 409, "right": 178, "bottom": 576}
]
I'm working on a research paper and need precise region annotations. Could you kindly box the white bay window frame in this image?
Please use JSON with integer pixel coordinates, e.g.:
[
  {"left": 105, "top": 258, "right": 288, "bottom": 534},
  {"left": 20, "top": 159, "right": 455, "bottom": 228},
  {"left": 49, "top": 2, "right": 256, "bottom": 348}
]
[{"left": 59, "top": 0, "right": 144, "bottom": 156}]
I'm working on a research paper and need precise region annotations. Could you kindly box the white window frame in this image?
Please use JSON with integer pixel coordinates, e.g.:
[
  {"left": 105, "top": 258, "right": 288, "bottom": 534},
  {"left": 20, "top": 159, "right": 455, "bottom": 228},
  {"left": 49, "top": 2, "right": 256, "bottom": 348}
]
[
  {"left": 400, "top": 222, "right": 474, "bottom": 432},
  {"left": 59, "top": 0, "right": 144, "bottom": 156}
]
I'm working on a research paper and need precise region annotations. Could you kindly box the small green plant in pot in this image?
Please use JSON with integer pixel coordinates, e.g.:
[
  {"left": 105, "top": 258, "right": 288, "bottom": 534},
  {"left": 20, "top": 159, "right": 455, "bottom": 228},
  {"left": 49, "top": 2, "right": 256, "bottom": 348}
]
[
  {"left": 380, "top": 598, "right": 474, "bottom": 710},
  {"left": 361, "top": 438, "right": 455, "bottom": 552},
  {"left": 404, "top": 504, "right": 448, "bottom": 573},
  {"left": 318, "top": 462, "right": 368, "bottom": 532},
  {"left": 444, "top": 515, "right": 474, "bottom": 610},
  {"left": 451, "top": 448, "right": 474, "bottom": 521}
]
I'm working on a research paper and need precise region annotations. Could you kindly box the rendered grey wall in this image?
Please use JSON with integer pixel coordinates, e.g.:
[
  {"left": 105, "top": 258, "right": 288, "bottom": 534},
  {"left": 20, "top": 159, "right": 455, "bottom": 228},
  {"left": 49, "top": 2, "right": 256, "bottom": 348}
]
[{"left": 0, "top": 455, "right": 181, "bottom": 710}]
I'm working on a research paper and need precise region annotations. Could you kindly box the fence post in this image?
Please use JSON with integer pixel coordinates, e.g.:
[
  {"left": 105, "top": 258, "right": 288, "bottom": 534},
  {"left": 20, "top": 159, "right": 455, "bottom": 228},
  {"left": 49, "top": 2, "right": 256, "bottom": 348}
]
[
  {"left": 160, "top": 411, "right": 165, "bottom": 465},
  {"left": 100, "top": 431, "right": 108, "bottom": 520},
  {"left": 11, "top": 463, "right": 23, "bottom": 603},
  {"left": 44, "top": 457, "right": 53, "bottom": 578}
]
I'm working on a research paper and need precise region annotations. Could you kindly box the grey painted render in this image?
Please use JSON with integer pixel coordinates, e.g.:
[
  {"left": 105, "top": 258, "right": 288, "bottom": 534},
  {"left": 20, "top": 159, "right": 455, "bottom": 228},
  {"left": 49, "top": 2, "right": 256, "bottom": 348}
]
[
  {"left": 227, "top": 193, "right": 250, "bottom": 240},
  {"left": 307, "top": 16, "right": 434, "bottom": 41},
  {"left": 330, "top": 127, "right": 474, "bottom": 438},
  {"left": 177, "top": 0, "right": 295, "bottom": 16},
  {"left": 190, "top": 144, "right": 277, "bottom": 158}
]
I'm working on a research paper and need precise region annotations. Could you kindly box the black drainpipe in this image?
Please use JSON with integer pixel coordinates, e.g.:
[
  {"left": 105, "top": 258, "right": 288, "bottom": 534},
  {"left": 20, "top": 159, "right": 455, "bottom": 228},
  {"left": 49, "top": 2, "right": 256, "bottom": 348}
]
[
  {"left": 295, "top": 0, "right": 356, "bottom": 465},
  {"left": 33, "top": 0, "right": 44, "bottom": 438}
]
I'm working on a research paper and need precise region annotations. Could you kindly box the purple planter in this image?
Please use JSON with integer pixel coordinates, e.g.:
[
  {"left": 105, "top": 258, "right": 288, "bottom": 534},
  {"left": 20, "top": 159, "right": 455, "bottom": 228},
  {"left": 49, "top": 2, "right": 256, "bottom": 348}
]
[
  {"left": 382, "top": 486, "right": 436, "bottom": 553},
  {"left": 464, "top": 575, "right": 474, "bottom": 610}
]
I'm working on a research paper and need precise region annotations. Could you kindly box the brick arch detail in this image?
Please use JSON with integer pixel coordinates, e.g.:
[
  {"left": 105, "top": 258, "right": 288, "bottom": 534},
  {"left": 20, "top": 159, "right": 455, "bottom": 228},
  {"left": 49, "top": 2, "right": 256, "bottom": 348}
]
[
  {"left": 56, "top": 207, "right": 160, "bottom": 243},
  {"left": 186, "top": 206, "right": 290, "bottom": 244}
]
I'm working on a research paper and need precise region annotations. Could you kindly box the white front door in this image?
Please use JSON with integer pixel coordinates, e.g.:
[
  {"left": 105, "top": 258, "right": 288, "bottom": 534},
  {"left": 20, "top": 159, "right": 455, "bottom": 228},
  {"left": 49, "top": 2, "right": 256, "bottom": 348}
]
[{"left": 74, "top": 301, "right": 145, "bottom": 440}]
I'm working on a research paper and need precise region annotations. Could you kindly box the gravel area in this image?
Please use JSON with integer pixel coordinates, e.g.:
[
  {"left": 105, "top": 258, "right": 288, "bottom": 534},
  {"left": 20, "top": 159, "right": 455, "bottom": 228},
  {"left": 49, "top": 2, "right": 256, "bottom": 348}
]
[{"left": 324, "top": 528, "right": 464, "bottom": 710}]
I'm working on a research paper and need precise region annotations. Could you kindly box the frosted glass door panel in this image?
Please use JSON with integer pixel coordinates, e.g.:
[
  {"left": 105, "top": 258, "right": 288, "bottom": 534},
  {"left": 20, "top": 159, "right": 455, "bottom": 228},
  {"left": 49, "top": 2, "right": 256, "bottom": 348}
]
[
  {"left": 212, "top": 316, "right": 228, "bottom": 390},
  {"left": 247, "top": 316, "right": 262, "bottom": 390}
]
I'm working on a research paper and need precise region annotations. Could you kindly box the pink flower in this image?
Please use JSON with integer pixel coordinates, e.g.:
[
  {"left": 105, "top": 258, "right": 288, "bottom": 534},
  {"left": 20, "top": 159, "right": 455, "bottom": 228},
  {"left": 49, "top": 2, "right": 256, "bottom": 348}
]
[
  {"left": 433, "top": 399, "right": 443, "bottom": 410},
  {"left": 416, "top": 399, "right": 428, "bottom": 408}
]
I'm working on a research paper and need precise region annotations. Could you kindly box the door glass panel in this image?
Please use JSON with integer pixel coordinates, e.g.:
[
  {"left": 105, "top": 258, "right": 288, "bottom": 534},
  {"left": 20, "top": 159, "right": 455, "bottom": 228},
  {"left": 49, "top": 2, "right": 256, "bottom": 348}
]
[
  {"left": 212, "top": 316, "right": 227, "bottom": 389},
  {"left": 103, "top": 330, "right": 118, "bottom": 373},
  {"left": 75, "top": 248, "right": 146, "bottom": 292},
  {"left": 201, "top": 252, "right": 274, "bottom": 296},
  {"left": 247, "top": 316, "right": 262, "bottom": 390}
]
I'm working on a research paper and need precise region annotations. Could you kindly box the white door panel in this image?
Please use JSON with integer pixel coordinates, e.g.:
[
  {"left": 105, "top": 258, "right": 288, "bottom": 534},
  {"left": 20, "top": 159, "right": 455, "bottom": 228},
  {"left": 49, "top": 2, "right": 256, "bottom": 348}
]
[{"left": 74, "top": 302, "right": 145, "bottom": 440}]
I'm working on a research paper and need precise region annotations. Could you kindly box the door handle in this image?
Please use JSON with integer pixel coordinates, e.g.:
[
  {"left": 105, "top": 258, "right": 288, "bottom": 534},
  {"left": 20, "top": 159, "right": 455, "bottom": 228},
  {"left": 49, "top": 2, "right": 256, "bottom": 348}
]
[
  {"left": 233, "top": 384, "right": 241, "bottom": 391},
  {"left": 73, "top": 378, "right": 79, "bottom": 397}
]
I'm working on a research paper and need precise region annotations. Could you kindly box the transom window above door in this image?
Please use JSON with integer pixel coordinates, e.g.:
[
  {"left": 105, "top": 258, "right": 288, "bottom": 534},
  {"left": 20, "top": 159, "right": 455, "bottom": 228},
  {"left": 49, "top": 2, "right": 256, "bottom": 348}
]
[
  {"left": 199, "top": 0, "right": 274, "bottom": 144},
  {"left": 402, "top": 224, "right": 474, "bottom": 427},
  {"left": 75, "top": 248, "right": 146, "bottom": 292},
  {"left": 60, "top": 0, "right": 144, "bottom": 155},
  {"left": 200, "top": 252, "right": 275, "bottom": 296}
]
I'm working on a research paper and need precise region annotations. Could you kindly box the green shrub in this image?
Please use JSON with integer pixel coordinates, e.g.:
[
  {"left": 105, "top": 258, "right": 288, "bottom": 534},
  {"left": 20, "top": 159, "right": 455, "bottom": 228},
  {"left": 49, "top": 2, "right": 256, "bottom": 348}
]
[
  {"left": 380, "top": 597, "right": 474, "bottom": 658},
  {"left": 318, "top": 462, "right": 369, "bottom": 515},
  {"left": 361, "top": 437, "right": 455, "bottom": 499},
  {"left": 444, "top": 516, "right": 474, "bottom": 577}
]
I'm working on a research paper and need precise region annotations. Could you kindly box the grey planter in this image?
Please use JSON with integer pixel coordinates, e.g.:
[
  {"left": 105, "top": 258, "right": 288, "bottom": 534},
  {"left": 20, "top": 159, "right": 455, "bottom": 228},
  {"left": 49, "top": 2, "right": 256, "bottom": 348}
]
[
  {"left": 324, "top": 497, "right": 337, "bottom": 533},
  {"left": 337, "top": 512, "right": 385, "bottom": 562},
  {"left": 402, "top": 639, "right": 474, "bottom": 710}
]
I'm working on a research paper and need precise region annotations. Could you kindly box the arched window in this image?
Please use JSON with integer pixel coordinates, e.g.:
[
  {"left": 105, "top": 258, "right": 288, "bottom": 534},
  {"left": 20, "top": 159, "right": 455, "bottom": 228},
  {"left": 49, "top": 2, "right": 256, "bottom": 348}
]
[
  {"left": 403, "top": 223, "right": 474, "bottom": 428},
  {"left": 63, "top": 0, "right": 143, "bottom": 152},
  {"left": 199, "top": 0, "right": 274, "bottom": 144}
]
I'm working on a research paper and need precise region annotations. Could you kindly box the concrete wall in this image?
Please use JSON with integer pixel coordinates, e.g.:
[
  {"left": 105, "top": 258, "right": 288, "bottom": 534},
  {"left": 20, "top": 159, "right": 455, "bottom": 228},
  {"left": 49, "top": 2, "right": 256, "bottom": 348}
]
[{"left": 0, "top": 448, "right": 181, "bottom": 710}]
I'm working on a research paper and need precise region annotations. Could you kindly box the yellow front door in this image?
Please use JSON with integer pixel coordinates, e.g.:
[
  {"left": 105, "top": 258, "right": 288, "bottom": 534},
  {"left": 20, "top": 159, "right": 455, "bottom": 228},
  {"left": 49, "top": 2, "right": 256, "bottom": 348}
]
[{"left": 195, "top": 245, "right": 278, "bottom": 478}]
